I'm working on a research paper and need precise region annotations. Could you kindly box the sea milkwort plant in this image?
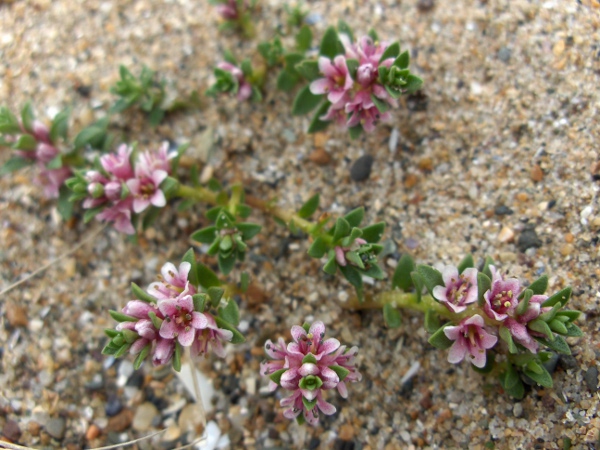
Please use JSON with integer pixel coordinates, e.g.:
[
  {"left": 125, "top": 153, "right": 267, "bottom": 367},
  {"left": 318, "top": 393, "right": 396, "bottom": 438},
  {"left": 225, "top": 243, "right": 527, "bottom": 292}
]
[
  {"left": 103, "top": 249, "right": 245, "bottom": 370},
  {"left": 378, "top": 254, "right": 583, "bottom": 399}
]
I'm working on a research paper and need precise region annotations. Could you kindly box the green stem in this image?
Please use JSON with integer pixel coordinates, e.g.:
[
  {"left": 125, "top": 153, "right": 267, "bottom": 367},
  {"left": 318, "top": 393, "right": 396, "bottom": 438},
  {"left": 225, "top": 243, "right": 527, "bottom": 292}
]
[
  {"left": 228, "top": 184, "right": 244, "bottom": 216},
  {"left": 176, "top": 184, "right": 218, "bottom": 205}
]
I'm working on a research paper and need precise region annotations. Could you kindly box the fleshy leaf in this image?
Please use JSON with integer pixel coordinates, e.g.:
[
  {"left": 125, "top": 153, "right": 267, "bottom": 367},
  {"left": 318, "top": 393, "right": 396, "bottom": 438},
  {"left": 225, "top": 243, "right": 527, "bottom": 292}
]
[
  {"left": 319, "top": 26, "right": 343, "bottom": 59},
  {"left": 428, "top": 324, "right": 453, "bottom": 349},
  {"left": 292, "top": 85, "right": 323, "bottom": 116},
  {"left": 541, "top": 287, "right": 571, "bottom": 308},
  {"left": 131, "top": 282, "right": 157, "bottom": 303},
  {"left": 457, "top": 254, "right": 474, "bottom": 273},
  {"left": 298, "top": 194, "right": 320, "bottom": 219},
  {"left": 392, "top": 254, "right": 415, "bottom": 291},
  {"left": 218, "top": 298, "right": 240, "bottom": 326},
  {"left": 361, "top": 222, "right": 385, "bottom": 243},
  {"left": 383, "top": 303, "right": 401, "bottom": 328},
  {"left": 528, "top": 275, "right": 548, "bottom": 295},
  {"left": 415, "top": 265, "right": 444, "bottom": 296}
]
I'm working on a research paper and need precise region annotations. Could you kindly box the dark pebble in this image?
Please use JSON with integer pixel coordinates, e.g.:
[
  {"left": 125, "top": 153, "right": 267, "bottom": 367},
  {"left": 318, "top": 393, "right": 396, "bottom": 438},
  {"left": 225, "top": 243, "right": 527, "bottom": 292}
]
[
  {"left": 105, "top": 395, "right": 123, "bottom": 417},
  {"left": 497, "top": 47, "right": 512, "bottom": 62},
  {"left": 517, "top": 227, "right": 542, "bottom": 252},
  {"left": 406, "top": 91, "right": 428, "bottom": 112},
  {"left": 350, "top": 155, "right": 374, "bottom": 182},
  {"left": 417, "top": 0, "right": 435, "bottom": 11},
  {"left": 494, "top": 205, "right": 514, "bottom": 216},
  {"left": 584, "top": 366, "right": 599, "bottom": 391},
  {"left": 126, "top": 370, "right": 145, "bottom": 388},
  {"left": 333, "top": 438, "right": 356, "bottom": 450},
  {"left": 543, "top": 353, "right": 560, "bottom": 374},
  {"left": 2, "top": 419, "right": 22, "bottom": 442},
  {"left": 558, "top": 354, "right": 579, "bottom": 370},
  {"left": 308, "top": 437, "right": 321, "bottom": 450}
]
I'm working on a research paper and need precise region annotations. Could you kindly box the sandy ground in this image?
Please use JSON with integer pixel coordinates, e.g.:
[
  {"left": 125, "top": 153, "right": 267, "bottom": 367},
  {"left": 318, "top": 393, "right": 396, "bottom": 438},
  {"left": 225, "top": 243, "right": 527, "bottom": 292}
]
[{"left": 0, "top": 0, "right": 599, "bottom": 449}]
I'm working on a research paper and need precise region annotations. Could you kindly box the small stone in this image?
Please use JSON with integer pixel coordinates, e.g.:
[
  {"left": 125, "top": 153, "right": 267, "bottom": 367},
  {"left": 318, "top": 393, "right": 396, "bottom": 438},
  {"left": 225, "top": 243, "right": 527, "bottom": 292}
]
[
  {"left": 516, "top": 192, "right": 528, "bottom": 202},
  {"left": 132, "top": 403, "right": 159, "bottom": 431},
  {"left": 86, "top": 424, "right": 100, "bottom": 440},
  {"left": 161, "top": 423, "right": 181, "bottom": 444},
  {"left": 497, "top": 226, "right": 515, "bottom": 243},
  {"left": 418, "top": 157, "right": 433, "bottom": 171},
  {"left": 45, "top": 417, "right": 66, "bottom": 440},
  {"left": 105, "top": 396, "right": 123, "bottom": 417},
  {"left": 531, "top": 165, "right": 543, "bottom": 182},
  {"left": 417, "top": 0, "right": 435, "bottom": 11},
  {"left": 339, "top": 423, "right": 355, "bottom": 441},
  {"left": 404, "top": 173, "right": 418, "bottom": 188},
  {"left": 495, "top": 205, "right": 514, "bottom": 216},
  {"left": 106, "top": 409, "right": 133, "bottom": 432},
  {"left": 543, "top": 352, "right": 560, "bottom": 374},
  {"left": 28, "top": 422, "right": 41, "bottom": 437},
  {"left": 584, "top": 366, "right": 599, "bottom": 391},
  {"left": 560, "top": 244, "right": 573, "bottom": 256},
  {"left": 558, "top": 354, "right": 579, "bottom": 370},
  {"left": 313, "top": 132, "right": 328, "bottom": 148},
  {"left": 2, "top": 420, "right": 21, "bottom": 442},
  {"left": 498, "top": 46, "right": 511, "bottom": 62},
  {"left": 178, "top": 404, "right": 203, "bottom": 434},
  {"left": 350, "top": 155, "right": 374, "bottom": 181},
  {"left": 517, "top": 227, "right": 542, "bottom": 252},
  {"left": 308, "top": 148, "right": 332, "bottom": 165},
  {"left": 553, "top": 40, "right": 565, "bottom": 56},
  {"left": 6, "top": 302, "right": 28, "bottom": 327}
]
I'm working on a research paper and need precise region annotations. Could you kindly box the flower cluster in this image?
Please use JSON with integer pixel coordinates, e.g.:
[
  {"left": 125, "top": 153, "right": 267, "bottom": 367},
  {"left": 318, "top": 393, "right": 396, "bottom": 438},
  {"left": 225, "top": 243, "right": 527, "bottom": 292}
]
[
  {"left": 66, "top": 142, "right": 176, "bottom": 234},
  {"left": 261, "top": 321, "right": 361, "bottom": 426},
  {"left": 103, "top": 252, "right": 245, "bottom": 369},
  {"left": 0, "top": 106, "right": 71, "bottom": 198}
]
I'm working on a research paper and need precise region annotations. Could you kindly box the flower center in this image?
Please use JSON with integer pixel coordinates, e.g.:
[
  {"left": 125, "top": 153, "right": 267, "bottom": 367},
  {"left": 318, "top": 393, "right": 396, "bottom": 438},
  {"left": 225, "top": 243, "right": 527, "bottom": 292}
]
[{"left": 492, "top": 290, "right": 513, "bottom": 312}]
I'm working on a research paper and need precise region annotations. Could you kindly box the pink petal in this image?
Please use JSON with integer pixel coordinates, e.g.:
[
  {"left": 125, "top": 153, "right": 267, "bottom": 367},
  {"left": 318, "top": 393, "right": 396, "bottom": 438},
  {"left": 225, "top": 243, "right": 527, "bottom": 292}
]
[
  {"left": 318, "top": 56, "right": 337, "bottom": 78},
  {"left": 159, "top": 320, "right": 178, "bottom": 339},
  {"left": 441, "top": 265, "right": 459, "bottom": 286},
  {"left": 319, "top": 338, "right": 340, "bottom": 355},
  {"left": 178, "top": 328, "right": 196, "bottom": 347},
  {"left": 133, "top": 197, "right": 150, "bottom": 213},
  {"left": 309, "top": 321, "right": 325, "bottom": 338},
  {"left": 301, "top": 389, "right": 318, "bottom": 401},
  {"left": 291, "top": 325, "right": 307, "bottom": 342},
  {"left": 432, "top": 285, "right": 448, "bottom": 303},
  {"left": 443, "top": 325, "right": 461, "bottom": 341},
  {"left": 316, "top": 395, "right": 336, "bottom": 415},
  {"left": 310, "top": 78, "right": 332, "bottom": 95},
  {"left": 151, "top": 189, "right": 166, "bottom": 208},
  {"left": 336, "top": 382, "right": 348, "bottom": 399},
  {"left": 152, "top": 169, "right": 168, "bottom": 186},
  {"left": 299, "top": 363, "right": 319, "bottom": 376},
  {"left": 469, "top": 348, "right": 487, "bottom": 368},
  {"left": 447, "top": 340, "right": 467, "bottom": 364},
  {"left": 191, "top": 312, "right": 208, "bottom": 329}
]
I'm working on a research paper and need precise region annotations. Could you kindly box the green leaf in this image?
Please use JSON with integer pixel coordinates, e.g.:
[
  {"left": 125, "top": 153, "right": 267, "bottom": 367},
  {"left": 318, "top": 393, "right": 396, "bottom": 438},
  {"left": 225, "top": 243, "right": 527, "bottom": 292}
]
[
  {"left": 337, "top": 19, "right": 354, "bottom": 42},
  {"left": 403, "top": 74, "right": 423, "bottom": 94},
  {"left": 370, "top": 94, "right": 390, "bottom": 114},
  {"left": 477, "top": 272, "right": 492, "bottom": 307},
  {"left": 557, "top": 310, "right": 581, "bottom": 322},
  {"left": 528, "top": 275, "right": 548, "bottom": 295},
  {"left": 367, "top": 28, "right": 379, "bottom": 42},
  {"left": 416, "top": 265, "right": 444, "bottom": 297},
  {"left": 319, "top": 26, "right": 343, "bottom": 59},
  {"left": 148, "top": 311, "right": 163, "bottom": 330},
  {"left": 269, "top": 368, "right": 287, "bottom": 385},
  {"left": 424, "top": 309, "right": 440, "bottom": 334},
  {"left": 276, "top": 70, "right": 300, "bottom": 91},
  {"left": 160, "top": 176, "right": 179, "bottom": 197},
  {"left": 307, "top": 100, "right": 332, "bottom": 133},
  {"left": 49, "top": 108, "right": 70, "bottom": 142},
  {"left": 538, "top": 303, "right": 561, "bottom": 323},
  {"left": 173, "top": 342, "right": 182, "bottom": 372},
  {"left": 534, "top": 335, "right": 570, "bottom": 355},
  {"left": 181, "top": 248, "right": 199, "bottom": 287},
  {"left": 392, "top": 254, "right": 415, "bottom": 291},
  {"left": 383, "top": 303, "right": 401, "bottom": 328},
  {"left": 343, "top": 207, "right": 364, "bottom": 228},
  {"left": 549, "top": 319, "right": 568, "bottom": 335},
  {"left": 20, "top": 102, "right": 35, "bottom": 132},
  {"left": 379, "top": 42, "right": 400, "bottom": 63},
  {"left": 0, "top": 107, "right": 21, "bottom": 133},
  {"left": 296, "top": 25, "right": 312, "bottom": 52},
  {"left": 298, "top": 194, "right": 320, "bottom": 219},
  {"left": 541, "top": 287, "right": 571, "bottom": 308},
  {"left": 218, "top": 253, "right": 236, "bottom": 275},
  {"left": 428, "top": 325, "right": 453, "bottom": 350},
  {"left": 215, "top": 316, "right": 245, "bottom": 344},
  {"left": 501, "top": 364, "right": 525, "bottom": 400},
  {"left": 308, "top": 237, "right": 328, "bottom": 259},
  {"left": 177, "top": 199, "right": 194, "bottom": 213},
  {"left": 0, "top": 157, "right": 31, "bottom": 176},
  {"left": 292, "top": 85, "right": 323, "bottom": 116},
  {"left": 524, "top": 364, "right": 553, "bottom": 388},
  {"left": 348, "top": 124, "right": 363, "bottom": 139},
  {"left": 197, "top": 263, "right": 221, "bottom": 288},
  {"left": 131, "top": 282, "right": 157, "bottom": 303},
  {"left": 332, "top": 217, "right": 351, "bottom": 242},
  {"left": 329, "top": 365, "right": 350, "bottom": 381},
  {"left": 499, "top": 326, "right": 518, "bottom": 353},
  {"left": 83, "top": 207, "right": 103, "bottom": 224},
  {"left": 57, "top": 185, "right": 73, "bottom": 221},
  {"left": 411, "top": 272, "right": 424, "bottom": 302},
  {"left": 207, "top": 286, "right": 225, "bottom": 308},
  {"left": 515, "top": 289, "right": 533, "bottom": 317},
  {"left": 109, "top": 310, "right": 137, "bottom": 323},
  {"left": 360, "top": 222, "right": 384, "bottom": 243},
  {"left": 339, "top": 264, "right": 363, "bottom": 290},
  {"left": 236, "top": 222, "right": 262, "bottom": 241},
  {"left": 133, "top": 345, "right": 151, "bottom": 370},
  {"left": 219, "top": 298, "right": 240, "bottom": 326},
  {"left": 74, "top": 124, "right": 107, "bottom": 150},
  {"left": 192, "top": 293, "right": 206, "bottom": 312},
  {"left": 190, "top": 226, "right": 217, "bottom": 244},
  {"left": 563, "top": 322, "right": 583, "bottom": 337},
  {"left": 114, "top": 343, "right": 131, "bottom": 358},
  {"left": 295, "top": 60, "right": 321, "bottom": 82},
  {"left": 345, "top": 58, "right": 359, "bottom": 78},
  {"left": 142, "top": 206, "right": 161, "bottom": 230},
  {"left": 457, "top": 254, "right": 474, "bottom": 273},
  {"left": 393, "top": 50, "right": 410, "bottom": 70},
  {"left": 528, "top": 319, "right": 554, "bottom": 340},
  {"left": 46, "top": 154, "right": 62, "bottom": 169},
  {"left": 13, "top": 134, "right": 37, "bottom": 151}
]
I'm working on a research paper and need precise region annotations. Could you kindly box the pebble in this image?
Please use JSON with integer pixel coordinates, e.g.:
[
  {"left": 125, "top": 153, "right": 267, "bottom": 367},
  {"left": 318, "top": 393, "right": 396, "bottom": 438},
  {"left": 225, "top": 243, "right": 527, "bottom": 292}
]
[
  {"left": 132, "top": 402, "right": 159, "bottom": 431},
  {"left": 2, "top": 420, "right": 22, "bottom": 442},
  {"left": 106, "top": 409, "right": 133, "bottom": 432},
  {"left": 86, "top": 424, "right": 100, "bottom": 440},
  {"left": 517, "top": 227, "right": 542, "bottom": 252},
  {"left": 105, "top": 396, "right": 123, "bottom": 417},
  {"left": 585, "top": 366, "right": 599, "bottom": 391},
  {"left": 339, "top": 423, "right": 355, "bottom": 440},
  {"left": 543, "top": 352, "right": 560, "bottom": 374},
  {"left": 498, "top": 46, "right": 512, "bottom": 62},
  {"left": 497, "top": 226, "right": 515, "bottom": 243},
  {"left": 45, "top": 417, "right": 66, "bottom": 440},
  {"left": 178, "top": 404, "right": 204, "bottom": 434},
  {"left": 417, "top": 0, "right": 435, "bottom": 11},
  {"left": 513, "top": 403, "right": 523, "bottom": 418},
  {"left": 350, "top": 155, "right": 374, "bottom": 182},
  {"left": 6, "top": 303, "right": 28, "bottom": 327},
  {"left": 161, "top": 423, "right": 182, "bottom": 444},
  {"left": 530, "top": 165, "right": 544, "bottom": 182},
  {"left": 495, "top": 205, "right": 514, "bottom": 216},
  {"left": 308, "top": 148, "right": 332, "bottom": 165}
]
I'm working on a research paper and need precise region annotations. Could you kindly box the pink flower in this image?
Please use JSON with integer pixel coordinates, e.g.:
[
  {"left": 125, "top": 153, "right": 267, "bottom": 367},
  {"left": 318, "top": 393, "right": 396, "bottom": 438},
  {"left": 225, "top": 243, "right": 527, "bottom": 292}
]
[
  {"left": 483, "top": 266, "right": 521, "bottom": 322},
  {"left": 503, "top": 294, "right": 548, "bottom": 353},
  {"left": 96, "top": 198, "right": 135, "bottom": 235},
  {"left": 153, "top": 338, "right": 175, "bottom": 366},
  {"left": 158, "top": 293, "right": 208, "bottom": 347},
  {"left": 345, "top": 91, "right": 392, "bottom": 132},
  {"left": 432, "top": 265, "right": 478, "bottom": 313},
  {"left": 216, "top": 0, "right": 239, "bottom": 20},
  {"left": 138, "top": 142, "right": 174, "bottom": 173},
  {"left": 126, "top": 165, "right": 168, "bottom": 213},
  {"left": 148, "top": 261, "right": 196, "bottom": 300},
  {"left": 100, "top": 144, "right": 134, "bottom": 180},
  {"left": 310, "top": 56, "right": 354, "bottom": 105},
  {"left": 444, "top": 315, "right": 498, "bottom": 368},
  {"left": 35, "top": 166, "right": 71, "bottom": 199},
  {"left": 334, "top": 238, "right": 366, "bottom": 267},
  {"left": 191, "top": 313, "right": 234, "bottom": 359},
  {"left": 32, "top": 121, "right": 51, "bottom": 144},
  {"left": 217, "top": 62, "right": 252, "bottom": 102},
  {"left": 261, "top": 321, "right": 361, "bottom": 426},
  {"left": 343, "top": 36, "right": 391, "bottom": 67},
  {"left": 35, "top": 142, "right": 59, "bottom": 164}
]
